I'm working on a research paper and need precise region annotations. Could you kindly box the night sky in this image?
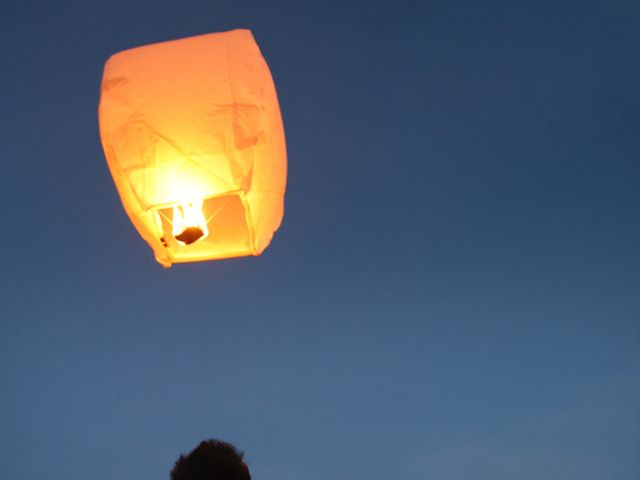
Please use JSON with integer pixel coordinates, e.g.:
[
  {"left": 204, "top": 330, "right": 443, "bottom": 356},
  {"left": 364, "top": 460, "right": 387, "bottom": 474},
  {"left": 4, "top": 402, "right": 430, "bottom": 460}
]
[{"left": 1, "top": 1, "right": 639, "bottom": 479}]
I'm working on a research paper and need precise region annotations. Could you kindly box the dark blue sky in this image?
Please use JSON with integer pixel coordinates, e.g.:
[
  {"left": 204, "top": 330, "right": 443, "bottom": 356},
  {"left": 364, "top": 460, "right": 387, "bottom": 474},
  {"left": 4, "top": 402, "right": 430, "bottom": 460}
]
[{"left": 1, "top": 1, "right": 638, "bottom": 479}]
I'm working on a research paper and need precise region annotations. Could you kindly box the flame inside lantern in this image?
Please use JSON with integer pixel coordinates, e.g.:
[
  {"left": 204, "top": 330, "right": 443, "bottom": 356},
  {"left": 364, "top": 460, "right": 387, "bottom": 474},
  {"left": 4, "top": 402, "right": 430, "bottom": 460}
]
[{"left": 172, "top": 200, "right": 209, "bottom": 245}]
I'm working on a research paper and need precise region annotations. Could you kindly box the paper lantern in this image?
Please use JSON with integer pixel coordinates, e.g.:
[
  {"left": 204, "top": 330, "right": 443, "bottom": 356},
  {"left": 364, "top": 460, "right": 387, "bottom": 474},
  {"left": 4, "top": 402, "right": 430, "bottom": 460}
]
[{"left": 98, "top": 29, "right": 286, "bottom": 267}]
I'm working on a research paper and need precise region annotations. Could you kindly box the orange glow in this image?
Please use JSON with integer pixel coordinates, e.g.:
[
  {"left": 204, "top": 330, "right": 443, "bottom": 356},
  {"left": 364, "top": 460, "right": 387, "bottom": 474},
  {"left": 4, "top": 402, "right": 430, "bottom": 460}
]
[{"left": 98, "top": 29, "right": 286, "bottom": 266}]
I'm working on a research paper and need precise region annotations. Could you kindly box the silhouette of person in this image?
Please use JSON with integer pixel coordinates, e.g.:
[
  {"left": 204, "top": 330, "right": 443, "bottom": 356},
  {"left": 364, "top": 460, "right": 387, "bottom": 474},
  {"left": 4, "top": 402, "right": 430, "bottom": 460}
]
[{"left": 170, "top": 439, "right": 251, "bottom": 480}]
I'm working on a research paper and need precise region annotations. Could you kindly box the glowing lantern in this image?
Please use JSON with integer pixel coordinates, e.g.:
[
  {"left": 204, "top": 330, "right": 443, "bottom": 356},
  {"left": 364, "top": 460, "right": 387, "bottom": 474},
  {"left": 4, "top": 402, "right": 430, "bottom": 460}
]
[{"left": 98, "top": 29, "right": 286, "bottom": 267}]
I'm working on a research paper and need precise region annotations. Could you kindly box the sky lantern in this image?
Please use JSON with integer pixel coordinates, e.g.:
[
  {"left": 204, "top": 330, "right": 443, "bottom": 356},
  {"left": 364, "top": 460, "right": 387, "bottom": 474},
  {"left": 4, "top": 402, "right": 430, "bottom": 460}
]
[{"left": 98, "top": 29, "right": 286, "bottom": 267}]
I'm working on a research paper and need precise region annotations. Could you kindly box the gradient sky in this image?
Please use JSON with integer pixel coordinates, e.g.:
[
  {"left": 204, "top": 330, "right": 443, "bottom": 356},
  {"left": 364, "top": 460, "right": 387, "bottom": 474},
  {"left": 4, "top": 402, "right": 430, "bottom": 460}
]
[{"left": 1, "top": 1, "right": 638, "bottom": 479}]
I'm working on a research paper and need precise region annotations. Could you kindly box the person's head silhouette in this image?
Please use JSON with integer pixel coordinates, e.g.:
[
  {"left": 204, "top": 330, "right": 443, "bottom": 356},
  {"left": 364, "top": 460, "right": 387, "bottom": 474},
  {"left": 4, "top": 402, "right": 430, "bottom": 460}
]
[{"left": 170, "top": 439, "right": 251, "bottom": 480}]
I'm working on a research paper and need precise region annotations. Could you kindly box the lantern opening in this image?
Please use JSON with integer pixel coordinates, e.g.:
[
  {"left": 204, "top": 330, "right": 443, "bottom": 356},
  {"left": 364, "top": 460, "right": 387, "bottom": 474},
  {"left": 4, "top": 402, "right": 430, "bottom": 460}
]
[
  {"left": 155, "top": 193, "right": 254, "bottom": 263},
  {"left": 172, "top": 200, "right": 209, "bottom": 245}
]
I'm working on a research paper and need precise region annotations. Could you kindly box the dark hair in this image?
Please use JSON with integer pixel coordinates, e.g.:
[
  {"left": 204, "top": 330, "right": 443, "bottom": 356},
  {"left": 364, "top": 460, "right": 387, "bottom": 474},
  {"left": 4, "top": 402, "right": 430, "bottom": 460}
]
[{"left": 170, "top": 439, "right": 251, "bottom": 480}]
